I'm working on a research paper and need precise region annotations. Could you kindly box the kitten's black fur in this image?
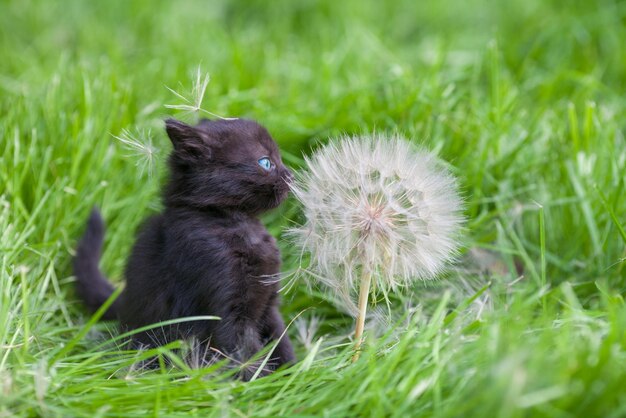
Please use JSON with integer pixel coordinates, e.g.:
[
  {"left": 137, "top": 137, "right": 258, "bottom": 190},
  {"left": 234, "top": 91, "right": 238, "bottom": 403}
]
[{"left": 73, "top": 118, "right": 296, "bottom": 379}]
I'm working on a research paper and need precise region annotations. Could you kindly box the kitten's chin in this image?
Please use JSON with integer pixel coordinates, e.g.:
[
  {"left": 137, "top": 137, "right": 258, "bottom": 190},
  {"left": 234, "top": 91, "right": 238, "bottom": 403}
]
[
  {"left": 244, "top": 183, "right": 289, "bottom": 213},
  {"left": 275, "top": 184, "right": 291, "bottom": 204},
  {"left": 268, "top": 190, "right": 288, "bottom": 210}
]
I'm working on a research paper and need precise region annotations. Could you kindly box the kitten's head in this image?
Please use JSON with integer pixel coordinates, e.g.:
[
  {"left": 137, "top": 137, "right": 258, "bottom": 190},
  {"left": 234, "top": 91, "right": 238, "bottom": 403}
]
[{"left": 164, "top": 118, "right": 293, "bottom": 214}]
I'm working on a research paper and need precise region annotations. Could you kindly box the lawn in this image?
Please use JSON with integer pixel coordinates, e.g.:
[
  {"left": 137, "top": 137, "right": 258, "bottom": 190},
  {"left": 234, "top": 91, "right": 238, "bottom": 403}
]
[{"left": 1, "top": 0, "right": 625, "bottom": 416}]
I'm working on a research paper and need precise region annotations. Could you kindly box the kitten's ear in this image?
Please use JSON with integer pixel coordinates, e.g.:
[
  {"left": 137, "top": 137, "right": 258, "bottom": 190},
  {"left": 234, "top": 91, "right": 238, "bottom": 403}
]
[
  {"left": 197, "top": 118, "right": 213, "bottom": 126},
  {"left": 165, "top": 119, "right": 207, "bottom": 159}
]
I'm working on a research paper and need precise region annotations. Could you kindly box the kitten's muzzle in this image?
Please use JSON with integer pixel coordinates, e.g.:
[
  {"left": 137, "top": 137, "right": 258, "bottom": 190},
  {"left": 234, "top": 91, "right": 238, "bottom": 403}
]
[
  {"left": 285, "top": 169, "right": 294, "bottom": 183},
  {"left": 274, "top": 168, "right": 293, "bottom": 200}
]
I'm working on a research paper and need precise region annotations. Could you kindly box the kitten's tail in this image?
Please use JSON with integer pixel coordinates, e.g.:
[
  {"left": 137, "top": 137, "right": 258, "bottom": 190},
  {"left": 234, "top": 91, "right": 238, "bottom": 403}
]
[{"left": 73, "top": 208, "right": 120, "bottom": 320}]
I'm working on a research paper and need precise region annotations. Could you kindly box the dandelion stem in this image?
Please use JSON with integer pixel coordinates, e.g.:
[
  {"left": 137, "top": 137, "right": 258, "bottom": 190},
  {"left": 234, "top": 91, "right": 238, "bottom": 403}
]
[{"left": 352, "top": 268, "right": 372, "bottom": 362}]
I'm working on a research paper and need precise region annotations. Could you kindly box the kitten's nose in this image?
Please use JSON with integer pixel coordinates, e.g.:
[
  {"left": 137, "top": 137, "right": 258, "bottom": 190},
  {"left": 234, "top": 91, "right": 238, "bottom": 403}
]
[{"left": 282, "top": 167, "right": 294, "bottom": 184}]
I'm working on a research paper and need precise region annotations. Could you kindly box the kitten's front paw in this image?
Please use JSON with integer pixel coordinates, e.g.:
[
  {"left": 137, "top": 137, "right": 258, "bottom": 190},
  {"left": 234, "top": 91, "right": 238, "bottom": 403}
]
[{"left": 238, "top": 359, "right": 272, "bottom": 381}]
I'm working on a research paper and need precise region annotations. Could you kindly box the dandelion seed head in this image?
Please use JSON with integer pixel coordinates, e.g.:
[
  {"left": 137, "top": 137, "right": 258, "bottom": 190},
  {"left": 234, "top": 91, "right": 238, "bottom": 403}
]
[
  {"left": 113, "top": 128, "right": 158, "bottom": 177},
  {"left": 289, "top": 134, "right": 464, "bottom": 314}
]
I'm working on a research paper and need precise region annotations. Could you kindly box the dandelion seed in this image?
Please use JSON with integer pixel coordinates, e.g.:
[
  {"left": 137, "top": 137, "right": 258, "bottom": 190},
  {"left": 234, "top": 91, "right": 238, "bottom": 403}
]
[
  {"left": 112, "top": 128, "right": 158, "bottom": 177},
  {"left": 295, "top": 314, "right": 321, "bottom": 350},
  {"left": 164, "top": 66, "right": 237, "bottom": 121},
  {"left": 289, "top": 134, "right": 464, "bottom": 360}
]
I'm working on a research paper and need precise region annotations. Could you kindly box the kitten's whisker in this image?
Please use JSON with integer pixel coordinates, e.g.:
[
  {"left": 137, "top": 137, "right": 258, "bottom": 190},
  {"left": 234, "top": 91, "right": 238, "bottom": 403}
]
[{"left": 252, "top": 272, "right": 283, "bottom": 286}]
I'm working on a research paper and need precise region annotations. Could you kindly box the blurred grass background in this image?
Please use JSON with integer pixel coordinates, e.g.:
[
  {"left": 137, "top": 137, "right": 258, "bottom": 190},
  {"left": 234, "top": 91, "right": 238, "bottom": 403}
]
[{"left": 0, "top": 0, "right": 625, "bottom": 417}]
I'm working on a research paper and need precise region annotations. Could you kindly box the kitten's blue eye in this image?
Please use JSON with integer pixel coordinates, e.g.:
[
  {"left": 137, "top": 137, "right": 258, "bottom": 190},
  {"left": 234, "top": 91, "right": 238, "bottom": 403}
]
[{"left": 258, "top": 157, "right": 272, "bottom": 171}]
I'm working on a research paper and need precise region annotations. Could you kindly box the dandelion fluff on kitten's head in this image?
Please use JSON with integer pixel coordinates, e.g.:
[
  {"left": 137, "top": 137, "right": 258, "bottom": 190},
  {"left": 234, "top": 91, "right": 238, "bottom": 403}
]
[{"left": 289, "top": 134, "right": 464, "bottom": 315}]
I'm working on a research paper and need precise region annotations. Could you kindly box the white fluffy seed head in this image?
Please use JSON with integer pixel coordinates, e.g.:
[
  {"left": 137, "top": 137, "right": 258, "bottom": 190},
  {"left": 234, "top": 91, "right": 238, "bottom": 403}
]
[{"left": 289, "top": 134, "right": 464, "bottom": 314}]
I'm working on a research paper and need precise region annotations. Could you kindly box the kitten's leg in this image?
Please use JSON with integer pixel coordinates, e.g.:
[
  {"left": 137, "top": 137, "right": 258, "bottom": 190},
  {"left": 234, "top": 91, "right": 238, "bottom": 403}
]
[
  {"left": 129, "top": 332, "right": 161, "bottom": 371},
  {"left": 261, "top": 306, "right": 296, "bottom": 369},
  {"left": 129, "top": 324, "right": 183, "bottom": 371},
  {"left": 212, "top": 318, "right": 270, "bottom": 381}
]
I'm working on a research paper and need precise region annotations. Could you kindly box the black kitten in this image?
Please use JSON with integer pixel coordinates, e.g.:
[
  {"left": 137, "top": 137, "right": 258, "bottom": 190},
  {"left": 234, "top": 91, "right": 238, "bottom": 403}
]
[{"left": 73, "top": 118, "right": 296, "bottom": 379}]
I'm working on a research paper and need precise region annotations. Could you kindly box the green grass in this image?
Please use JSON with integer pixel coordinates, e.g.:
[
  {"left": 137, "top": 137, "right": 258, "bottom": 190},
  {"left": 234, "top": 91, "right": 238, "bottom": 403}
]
[{"left": 1, "top": 0, "right": 625, "bottom": 416}]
